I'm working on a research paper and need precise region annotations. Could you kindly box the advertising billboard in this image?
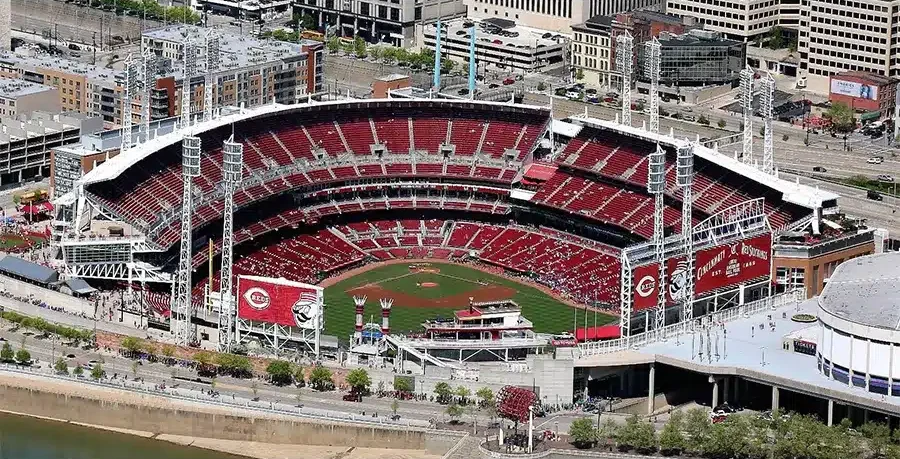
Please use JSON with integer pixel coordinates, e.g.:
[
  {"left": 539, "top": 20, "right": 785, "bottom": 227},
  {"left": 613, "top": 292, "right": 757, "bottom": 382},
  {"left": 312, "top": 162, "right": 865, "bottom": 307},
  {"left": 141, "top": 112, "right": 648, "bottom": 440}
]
[
  {"left": 831, "top": 79, "right": 879, "bottom": 101},
  {"left": 237, "top": 275, "right": 323, "bottom": 329},
  {"left": 632, "top": 233, "right": 772, "bottom": 310},
  {"left": 694, "top": 233, "right": 772, "bottom": 294}
]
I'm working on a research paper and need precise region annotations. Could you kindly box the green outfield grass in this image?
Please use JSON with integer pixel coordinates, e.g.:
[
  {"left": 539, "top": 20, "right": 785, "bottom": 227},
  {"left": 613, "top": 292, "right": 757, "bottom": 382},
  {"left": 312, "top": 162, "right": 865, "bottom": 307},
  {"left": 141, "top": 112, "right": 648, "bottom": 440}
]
[{"left": 322, "top": 262, "right": 616, "bottom": 341}]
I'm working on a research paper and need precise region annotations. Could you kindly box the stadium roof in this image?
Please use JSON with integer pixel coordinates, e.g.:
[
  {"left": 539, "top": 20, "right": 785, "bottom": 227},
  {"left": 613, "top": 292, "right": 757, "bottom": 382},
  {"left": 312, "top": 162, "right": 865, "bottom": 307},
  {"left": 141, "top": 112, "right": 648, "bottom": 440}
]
[
  {"left": 575, "top": 116, "right": 839, "bottom": 210},
  {"left": 78, "top": 99, "right": 550, "bottom": 187},
  {"left": 818, "top": 252, "right": 900, "bottom": 331},
  {"left": 0, "top": 256, "right": 59, "bottom": 285}
]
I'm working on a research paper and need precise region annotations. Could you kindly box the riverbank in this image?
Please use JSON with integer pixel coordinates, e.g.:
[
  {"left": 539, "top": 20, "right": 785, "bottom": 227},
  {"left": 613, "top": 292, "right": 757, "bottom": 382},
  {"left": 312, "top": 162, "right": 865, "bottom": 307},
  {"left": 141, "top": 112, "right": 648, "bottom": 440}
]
[{"left": 0, "top": 370, "right": 450, "bottom": 459}]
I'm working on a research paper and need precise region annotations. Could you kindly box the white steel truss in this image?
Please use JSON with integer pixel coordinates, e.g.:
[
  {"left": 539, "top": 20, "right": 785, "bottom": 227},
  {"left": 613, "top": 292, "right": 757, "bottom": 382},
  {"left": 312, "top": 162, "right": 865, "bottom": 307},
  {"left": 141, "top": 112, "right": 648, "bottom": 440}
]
[
  {"left": 677, "top": 145, "right": 695, "bottom": 329},
  {"left": 645, "top": 38, "right": 661, "bottom": 134},
  {"left": 142, "top": 48, "right": 155, "bottom": 144},
  {"left": 616, "top": 31, "right": 634, "bottom": 127},
  {"left": 217, "top": 136, "right": 243, "bottom": 352},
  {"left": 172, "top": 136, "right": 201, "bottom": 346},
  {"left": 204, "top": 31, "right": 220, "bottom": 123},
  {"left": 740, "top": 66, "right": 755, "bottom": 165},
  {"left": 121, "top": 54, "right": 140, "bottom": 152},
  {"left": 648, "top": 144, "right": 666, "bottom": 336},
  {"left": 760, "top": 73, "right": 776, "bottom": 175},
  {"left": 181, "top": 38, "right": 197, "bottom": 129}
]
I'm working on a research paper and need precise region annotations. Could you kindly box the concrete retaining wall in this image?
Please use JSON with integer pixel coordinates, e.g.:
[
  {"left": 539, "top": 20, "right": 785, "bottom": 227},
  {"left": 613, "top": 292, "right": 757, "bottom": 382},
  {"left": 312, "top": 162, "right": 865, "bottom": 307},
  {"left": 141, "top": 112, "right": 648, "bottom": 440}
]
[{"left": 0, "top": 382, "right": 461, "bottom": 455}]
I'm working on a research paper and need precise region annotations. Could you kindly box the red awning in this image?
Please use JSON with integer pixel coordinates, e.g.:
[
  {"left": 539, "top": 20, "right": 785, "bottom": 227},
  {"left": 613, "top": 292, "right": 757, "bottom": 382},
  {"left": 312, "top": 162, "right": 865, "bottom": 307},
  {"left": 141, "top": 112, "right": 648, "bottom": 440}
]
[
  {"left": 573, "top": 324, "right": 621, "bottom": 342},
  {"left": 20, "top": 202, "right": 54, "bottom": 214},
  {"left": 523, "top": 162, "right": 558, "bottom": 182}
]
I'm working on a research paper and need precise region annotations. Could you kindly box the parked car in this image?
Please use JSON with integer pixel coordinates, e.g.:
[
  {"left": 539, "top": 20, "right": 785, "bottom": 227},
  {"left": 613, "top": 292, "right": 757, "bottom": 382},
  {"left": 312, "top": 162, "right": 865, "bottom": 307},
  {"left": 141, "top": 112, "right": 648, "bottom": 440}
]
[
  {"left": 877, "top": 174, "right": 894, "bottom": 182},
  {"left": 867, "top": 156, "right": 884, "bottom": 164},
  {"left": 342, "top": 393, "right": 362, "bottom": 402},
  {"left": 812, "top": 166, "right": 827, "bottom": 172},
  {"left": 503, "top": 78, "right": 515, "bottom": 85}
]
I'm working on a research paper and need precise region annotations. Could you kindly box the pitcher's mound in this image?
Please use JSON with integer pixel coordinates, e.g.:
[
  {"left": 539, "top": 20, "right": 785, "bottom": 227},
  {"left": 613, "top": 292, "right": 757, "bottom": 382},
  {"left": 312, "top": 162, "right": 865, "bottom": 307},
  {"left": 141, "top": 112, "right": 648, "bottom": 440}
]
[{"left": 419, "top": 282, "right": 439, "bottom": 288}]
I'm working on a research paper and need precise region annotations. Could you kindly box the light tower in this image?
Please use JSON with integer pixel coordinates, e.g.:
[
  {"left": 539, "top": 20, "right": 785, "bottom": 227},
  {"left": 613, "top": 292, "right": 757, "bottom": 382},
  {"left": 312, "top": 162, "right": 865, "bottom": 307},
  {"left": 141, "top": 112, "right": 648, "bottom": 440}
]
[
  {"left": 677, "top": 144, "right": 695, "bottom": 329},
  {"left": 380, "top": 298, "right": 393, "bottom": 335},
  {"left": 181, "top": 37, "right": 197, "bottom": 129},
  {"left": 353, "top": 295, "right": 366, "bottom": 344},
  {"left": 760, "top": 73, "right": 776, "bottom": 174},
  {"left": 739, "top": 66, "right": 755, "bottom": 165},
  {"left": 649, "top": 144, "right": 666, "bottom": 336},
  {"left": 121, "top": 54, "right": 140, "bottom": 152},
  {"left": 616, "top": 31, "right": 634, "bottom": 127},
  {"left": 172, "top": 135, "right": 201, "bottom": 345},
  {"left": 217, "top": 136, "right": 242, "bottom": 352},
  {"left": 645, "top": 38, "right": 661, "bottom": 134},
  {"left": 204, "top": 31, "right": 220, "bottom": 122},
  {"left": 142, "top": 48, "right": 155, "bottom": 143},
  {"left": 433, "top": 19, "right": 443, "bottom": 92}
]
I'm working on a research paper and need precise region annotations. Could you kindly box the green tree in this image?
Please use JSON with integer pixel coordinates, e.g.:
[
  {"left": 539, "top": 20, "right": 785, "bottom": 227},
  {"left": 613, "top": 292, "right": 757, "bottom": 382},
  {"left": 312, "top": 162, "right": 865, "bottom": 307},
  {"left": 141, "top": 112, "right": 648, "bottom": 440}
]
[
  {"left": 391, "top": 399, "right": 399, "bottom": 416},
  {"left": 266, "top": 360, "right": 294, "bottom": 386},
  {"left": 446, "top": 402, "right": 464, "bottom": 423},
  {"left": 14, "top": 348, "right": 30, "bottom": 365},
  {"left": 131, "top": 361, "right": 140, "bottom": 379},
  {"left": 90, "top": 363, "right": 104, "bottom": 380},
  {"left": 617, "top": 414, "right": 656, "bottom": 453},
  {"left": 568, "top": 417, "right": 597, "bottom": 448},
  {"left": 454, "top": 385, "right": 471, "bottom": 403},
  {"left": 308, "top": 365, "right": 333, "bottom": 391},
  {"left": 73, "top": 364, "right": 84, "bottom": 377},
  {"left": 683, "top": 407, "right": 711, "bottom": 455},
  {"left": 658, "top": 410, "right": 686, "bottom": 455},
  {"left": 326, "top": 36, "right": 341, "bottom": 54},
  {"left": 353, "top": 36, "right": 367, "bottom": 58},
  {"left": 860, "top": 421, "right": 891, "bottom": 458},
  {"left": 824, "top": 101, "right": 856, "bottom": 133},
  {"left": 393, "top": 376, "right": 413, "bottom": 394},
  {"left": 215, "top": 353, "right": 252, "bottom": 377},
  {"left": 598, "top": 418, "right": 619, "bottom": 450},
  {"left": 345, "top": 368, "right": 372, "bottom": 394},
  {"left": 697, "top": 114, "right": 710, "bottom": 125},
  {"left": 717, "top": 118, "right": 727, "bottom": 128},
  {"left": 782, "top": 134, "right": 790, "bottom": 142},
  {"left": 475, "top": 387, "right": 494, "bottom": 408},
  {"left": 54, "top": 358, "right": 69, "bottom": 375},
  {"left": 434, "top": 381, "right": 452, "bottom": 404},
  {"left": 537, "top": 82, "right": 547, "bottom": 92},
  {"left": 0, "top": 342, "right": 14, "bottom": 362},
  {"left": 251, "top": 381, "right": 259, "bottom": 399},
  {"left": 575, "top": 68, "right": 585, "bottom": 80},
  {"left": 121, "top": 336, "right": 142, "bottom": 357},
  {"left": 369, "top": 46, "right": 383, "bottom": 62}
]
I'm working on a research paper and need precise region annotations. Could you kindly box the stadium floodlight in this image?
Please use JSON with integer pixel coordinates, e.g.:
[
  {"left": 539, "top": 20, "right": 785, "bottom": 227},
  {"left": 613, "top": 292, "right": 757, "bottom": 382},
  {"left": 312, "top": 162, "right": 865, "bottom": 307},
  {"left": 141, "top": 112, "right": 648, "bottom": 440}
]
[
  {"left": 172, "top": 135, "right": 201, "bottom": 346},
  {"left": 142, "top": 48, "right": 155, "bottom": 144},
  {"left": 181, "top": 38, "right": 197, "bottom": 129},
  {"left": 761, "top": 73, "right": 776, "bottom": 175},
  {"left": 739, "top": 66, "right": 755, "bottom": 165},
  {"left": 217, "top": 136, "right": 243, "bottom": 352},
  {"left": 121, "top": 53, "right": 140, "bottom": 152},
  {"left": 649, "top": 144, "right": 666, "bottom": 335},
  {"left": 616, "top": 31, "right": 634, "bottom": 127},
  {"left": 204, "top": 31, "right": 220, "bottom": 123},
  {"left": 677, "top": 144, "right": 695, "bottom": 330},
  {"left": 645, "top": 38, "right": 661, "bottom": 134}
]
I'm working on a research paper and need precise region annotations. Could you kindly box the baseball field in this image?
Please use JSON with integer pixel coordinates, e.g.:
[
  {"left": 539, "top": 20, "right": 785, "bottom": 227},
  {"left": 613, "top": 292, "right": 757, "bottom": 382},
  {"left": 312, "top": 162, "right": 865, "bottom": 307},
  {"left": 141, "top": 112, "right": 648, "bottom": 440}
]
[{"left": 321, "top": 262, "right": 616, "bottom": 340}]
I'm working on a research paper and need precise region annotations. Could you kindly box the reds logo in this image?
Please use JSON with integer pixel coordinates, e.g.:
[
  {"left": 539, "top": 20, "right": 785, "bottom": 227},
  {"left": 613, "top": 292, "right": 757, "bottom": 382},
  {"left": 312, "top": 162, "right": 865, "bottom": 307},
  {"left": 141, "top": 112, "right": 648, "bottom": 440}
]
[
  {"left": 243, "top": 287, "right": 270, "bottom": 310},
  {"left": 636, "top": 275, "right": 656, "bottom": 297},
  {"left": 292, "top": 291, "right": 318, "bottom": 325}
]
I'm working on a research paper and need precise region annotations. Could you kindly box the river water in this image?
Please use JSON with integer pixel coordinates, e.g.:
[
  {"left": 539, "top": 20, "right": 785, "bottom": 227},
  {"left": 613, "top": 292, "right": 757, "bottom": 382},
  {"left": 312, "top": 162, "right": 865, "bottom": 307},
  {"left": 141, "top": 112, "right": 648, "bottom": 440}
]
[{"left": 0, "top": 412, "right": 246, "bottom": 459}]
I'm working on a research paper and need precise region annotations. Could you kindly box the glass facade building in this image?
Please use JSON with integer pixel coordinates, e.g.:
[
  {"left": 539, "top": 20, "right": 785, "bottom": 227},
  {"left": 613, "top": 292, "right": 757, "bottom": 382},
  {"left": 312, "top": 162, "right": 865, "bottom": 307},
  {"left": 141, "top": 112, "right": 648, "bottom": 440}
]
[{"left": 638, "top": 31, "right": 746, "bottom": 86}]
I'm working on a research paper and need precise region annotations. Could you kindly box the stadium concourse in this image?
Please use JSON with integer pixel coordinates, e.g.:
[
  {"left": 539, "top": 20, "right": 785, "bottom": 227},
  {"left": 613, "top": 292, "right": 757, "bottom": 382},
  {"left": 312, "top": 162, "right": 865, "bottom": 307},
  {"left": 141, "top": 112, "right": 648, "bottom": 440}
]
[{"left": 64, "top": 99, "right": 815, "bottom": 324}]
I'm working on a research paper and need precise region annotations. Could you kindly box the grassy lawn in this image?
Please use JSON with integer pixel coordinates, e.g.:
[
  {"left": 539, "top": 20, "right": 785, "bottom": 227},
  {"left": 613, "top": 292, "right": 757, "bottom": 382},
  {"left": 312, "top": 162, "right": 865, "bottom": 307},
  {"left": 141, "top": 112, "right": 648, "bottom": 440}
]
[
  {"left": 322, "top": 262, "right": 616, "bottom": 341},
  {"left": 0, "top": 234, "right": 29, "bottom": 250}
]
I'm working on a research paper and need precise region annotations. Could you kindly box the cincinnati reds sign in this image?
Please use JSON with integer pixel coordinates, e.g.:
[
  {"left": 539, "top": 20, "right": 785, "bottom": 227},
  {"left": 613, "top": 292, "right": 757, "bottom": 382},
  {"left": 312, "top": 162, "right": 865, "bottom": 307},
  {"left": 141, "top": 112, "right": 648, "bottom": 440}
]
[
  {"left": 236, "top": 276, "right": 323, "bottom": 329},
  {"left": 632, "top": 233, "right": 772, "bottom": 312}
]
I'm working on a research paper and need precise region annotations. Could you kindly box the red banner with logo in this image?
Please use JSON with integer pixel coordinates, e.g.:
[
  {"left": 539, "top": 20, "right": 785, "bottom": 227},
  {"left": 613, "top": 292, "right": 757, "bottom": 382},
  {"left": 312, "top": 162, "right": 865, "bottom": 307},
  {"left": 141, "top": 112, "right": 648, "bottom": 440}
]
[
  {"left": 237, "top": 276, "right": 322, "bottom": 329},
  {"left": 632, "top": 233, "right": 772, "bottom": 311},
  {"left": 694, "top": 233, "right": 772, "bottom": 294}
]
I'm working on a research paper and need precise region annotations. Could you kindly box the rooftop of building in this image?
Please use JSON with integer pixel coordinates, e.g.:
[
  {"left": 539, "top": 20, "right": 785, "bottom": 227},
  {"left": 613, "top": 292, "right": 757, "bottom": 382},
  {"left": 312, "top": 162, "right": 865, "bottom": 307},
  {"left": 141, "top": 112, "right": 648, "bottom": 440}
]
[
  {"left": 818, "top": 252, "right": 900, "bottom": 331},
  {"left": 0, "top": 78, "right": 56, "bottom": 98},
  {"left": 426, "top": 17, "right": 567, "bottom": 49},
  {"left": 143, "top": 25, "right": 320, "bottom": 73},
  {"left": 0, "top": 46, "right": 124, "bottom": 85},
  {"left": 574, "top": 14, "right": 613, "bottom": 32},
  {"left": 619, "top": 10, "right": 685, "bottom": 26},
  {"left": 831, "top": 71, "right": 897, "bottom": 87},
  {"left": 658, "top": 29, "right": 741, "bottom": 47},
  {"left": 0, "top": 111, "right": 89, "bottom": 145}
]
